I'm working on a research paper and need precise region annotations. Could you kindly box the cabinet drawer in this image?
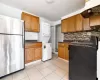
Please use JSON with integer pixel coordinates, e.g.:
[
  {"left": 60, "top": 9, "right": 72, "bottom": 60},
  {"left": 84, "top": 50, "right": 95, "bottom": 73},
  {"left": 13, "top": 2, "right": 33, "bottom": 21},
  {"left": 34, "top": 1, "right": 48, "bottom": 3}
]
[
  {"left": 25, "top": 43, "right": 42, "bottom": 48},
  {"left": 58, "top": 43, "right": 69, "bottom": 47}
]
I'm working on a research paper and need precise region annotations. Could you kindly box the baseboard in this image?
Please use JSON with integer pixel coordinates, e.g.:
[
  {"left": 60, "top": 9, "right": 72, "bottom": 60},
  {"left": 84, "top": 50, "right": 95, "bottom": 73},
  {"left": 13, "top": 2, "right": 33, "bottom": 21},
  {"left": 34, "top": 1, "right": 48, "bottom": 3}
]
[
  {"left": 58, "top": 57, "right": 69, "bottom": 63},
  {"left": 25, "top": 60, "right": 42, "bottom": 66}
]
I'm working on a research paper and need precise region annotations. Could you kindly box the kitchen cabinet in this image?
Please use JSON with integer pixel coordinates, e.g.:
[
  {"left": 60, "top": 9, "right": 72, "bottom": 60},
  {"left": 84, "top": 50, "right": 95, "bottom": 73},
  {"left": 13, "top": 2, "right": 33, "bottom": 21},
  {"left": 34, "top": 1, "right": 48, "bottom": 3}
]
[
  {"left": 22, "top": 12, "right": 31, "bottom": 31},
  {"left": 25, "top": 43, "right": 42, "bottom": 64},
  {"left": 90, "top": 15, "right": 100, "bottom": 27},
  {"left": 34, "top": 48, "right": 42, "bottom": 60},
  {"left": 22, "top": 12, "right": 40, "bottom": 32},
  {"left": 61, "top": 14, "right": 93, "bottom": 32},
  {"left": 25, "top": 48, "right": 35, "bottom": 64},
  {"left": 31, "top": 15, "right": 40, "bottom": 32},
  {"left": 75, "top": 14, "right": 83, "bottom": 31},
  {"left": 61, "top": 19, "right": 68, "bottom": 33},
  {"left": 58, "top": 45, "right": 65, "bottom": 59},
  {"left": 61, "top": 14, "right": 84, "bottom": 32},
  {"left": 83, "top": 18, "right": 91, "bottom": 30},
  {"left": 65, "top": 46, "right": 69, "bottom": 60},
  {"left": 58, "top": 43, "right": 69, "bottom": 60},
  {"left": 61, "top": 16, "right": 76, "bottom": 33}
]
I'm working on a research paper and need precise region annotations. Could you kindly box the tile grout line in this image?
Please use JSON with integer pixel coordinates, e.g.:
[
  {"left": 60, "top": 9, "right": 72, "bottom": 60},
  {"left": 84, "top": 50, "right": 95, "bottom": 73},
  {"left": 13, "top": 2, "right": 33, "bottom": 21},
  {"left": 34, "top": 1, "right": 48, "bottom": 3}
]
[
  {"left": 34, "top": 65, "right": 46, "bottom": 79},
  {"left": 35, "top": 62, "right": 56, "bottom": 80},
  {"left": 17, "top": 55, "right": 67, "bottom": 80},
  {"left": 48, "top": 59, "right": 68, "bottom": 80},
  {"left": 24, "top": 65, "right": 34, "bottom": 80}
]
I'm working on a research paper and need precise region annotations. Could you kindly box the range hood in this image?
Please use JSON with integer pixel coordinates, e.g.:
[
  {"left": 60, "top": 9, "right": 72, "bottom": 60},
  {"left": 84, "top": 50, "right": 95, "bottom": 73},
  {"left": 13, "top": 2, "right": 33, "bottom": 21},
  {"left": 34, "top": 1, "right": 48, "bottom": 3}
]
[
  {"left": 81, "top": 5, "right": 100, "bottom": 18},
  {"left": 81, "top": 5, "right": 100, "bottom": 31}
]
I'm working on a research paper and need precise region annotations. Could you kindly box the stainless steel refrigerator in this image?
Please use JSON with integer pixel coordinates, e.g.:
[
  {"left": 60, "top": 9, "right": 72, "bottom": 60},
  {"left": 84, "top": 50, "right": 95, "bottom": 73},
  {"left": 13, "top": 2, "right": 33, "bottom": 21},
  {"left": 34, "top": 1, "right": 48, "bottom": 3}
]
[{"left": 0, "top": 15, "right": 24, "bottom": 78}]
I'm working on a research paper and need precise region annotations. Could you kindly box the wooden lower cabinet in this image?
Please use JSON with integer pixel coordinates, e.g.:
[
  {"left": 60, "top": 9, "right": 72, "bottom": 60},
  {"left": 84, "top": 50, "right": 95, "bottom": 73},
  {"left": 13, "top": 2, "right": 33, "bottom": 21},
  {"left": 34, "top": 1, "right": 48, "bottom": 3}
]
[
  {"left": 25, "top": 48, "right": 35, "bottom": 64},
  {"left": 25, "top": 43, "right": 42, "bottom": 64},
  {"left": 58, "top": 46, "right": 65, "bottom": 59},
  {"left": 65, "top": 47, "right": 69, "bottom": 60},
  {"left": 34, "top": 48, "right": 42, "bottom": 60},
  {"left": 58, "top": 43, "right": 69, "bottom": 61}
]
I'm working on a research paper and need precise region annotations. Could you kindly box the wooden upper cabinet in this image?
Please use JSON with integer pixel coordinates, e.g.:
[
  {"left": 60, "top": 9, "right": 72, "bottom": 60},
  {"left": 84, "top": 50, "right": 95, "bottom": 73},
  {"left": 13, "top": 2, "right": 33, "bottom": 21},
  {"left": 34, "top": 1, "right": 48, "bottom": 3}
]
[
  {"left": 75, "top": 14, "right": 83, "bottom": 31},
  {"left": 61, "top": 19, "right": 68, "bottom": 32},
  {"left": 61, "top": 16, "right": 76, "bottom": 33},
  {"left": 31, "top": 15, "right": 40, "bottom": 32},
  {"left": 90, "top": 15, "right": 100, "bottom": 27},
  {"left": 22, "top": 12, "right": 40, "bottom": 32},
  {"left": 22, "top": 12, "right": 31, "bottom": 31},
  {"left": 83, "top": 18, "right": 91, "bottom": 30},
  {"left": 68, "top": 16, "right": 76, "bottom": 32}
]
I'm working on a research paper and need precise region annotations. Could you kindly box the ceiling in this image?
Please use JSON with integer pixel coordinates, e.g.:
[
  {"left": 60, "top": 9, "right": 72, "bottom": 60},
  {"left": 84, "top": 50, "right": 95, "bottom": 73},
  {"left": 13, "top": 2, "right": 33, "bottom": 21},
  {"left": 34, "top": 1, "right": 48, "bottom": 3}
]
[{"left": 0, "top": 0, "right": 85, "bottom": 21}]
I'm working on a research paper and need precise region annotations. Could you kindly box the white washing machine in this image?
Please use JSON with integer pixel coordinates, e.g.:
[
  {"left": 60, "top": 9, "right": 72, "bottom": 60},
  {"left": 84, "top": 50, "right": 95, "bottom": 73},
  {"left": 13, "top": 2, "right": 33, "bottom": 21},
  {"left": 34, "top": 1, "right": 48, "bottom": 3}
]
[
  {"left": 42, "top": 43, "right": 52, "bottom": 61},
  {"left": 38, "top": 20, "right": 52, "bottom": 61}
]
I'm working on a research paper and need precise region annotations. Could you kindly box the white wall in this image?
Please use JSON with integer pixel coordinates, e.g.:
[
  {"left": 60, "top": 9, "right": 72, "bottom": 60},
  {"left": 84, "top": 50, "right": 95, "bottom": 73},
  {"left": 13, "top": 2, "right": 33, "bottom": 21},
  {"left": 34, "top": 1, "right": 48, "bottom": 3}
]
[
  {"left": 0, "top": 2, "right": 22, "bottom": 19},
  {"left": 51, "top": 26, "right": 56, "bottom": 53},
  {"left": 0, "top": 2, "right": 54, "bottom": 41},
  {"left": 56, "top": 25, "right": 64, "bottom": 50},
  {"left": 56, "top": 25, "right": 64, "bottom": 42}
]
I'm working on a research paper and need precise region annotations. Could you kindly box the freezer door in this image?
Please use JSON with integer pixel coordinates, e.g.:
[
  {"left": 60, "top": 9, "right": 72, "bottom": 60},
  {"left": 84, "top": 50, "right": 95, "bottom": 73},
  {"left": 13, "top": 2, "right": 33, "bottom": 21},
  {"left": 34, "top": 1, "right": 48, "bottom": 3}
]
[
  {"left": 0, "top": 15, "right": 10, "bottom": 34},
  {"left": 0, "top": 15, "right": 24, "bottom": 35},
  {"left": 0, "top": 35, "right": 24, "bottom": 77},
  {"left": 10, "top": 18, "right": 24, "bottom": 35}
]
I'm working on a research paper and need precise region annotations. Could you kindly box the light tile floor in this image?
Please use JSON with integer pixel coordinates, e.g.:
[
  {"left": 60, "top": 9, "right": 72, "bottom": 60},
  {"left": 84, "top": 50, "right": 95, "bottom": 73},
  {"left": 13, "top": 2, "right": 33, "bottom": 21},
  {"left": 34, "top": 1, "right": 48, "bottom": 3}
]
[{"left": 0, "top": 54, "right": 69, "bottom": 80}]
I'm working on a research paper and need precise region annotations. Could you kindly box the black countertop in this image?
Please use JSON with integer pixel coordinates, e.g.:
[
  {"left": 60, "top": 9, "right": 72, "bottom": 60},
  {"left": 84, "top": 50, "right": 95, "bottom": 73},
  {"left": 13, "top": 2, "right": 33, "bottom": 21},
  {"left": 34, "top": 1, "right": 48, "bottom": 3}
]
[{"left": 25, "top": 40, "right": 42, "bottom": 43}]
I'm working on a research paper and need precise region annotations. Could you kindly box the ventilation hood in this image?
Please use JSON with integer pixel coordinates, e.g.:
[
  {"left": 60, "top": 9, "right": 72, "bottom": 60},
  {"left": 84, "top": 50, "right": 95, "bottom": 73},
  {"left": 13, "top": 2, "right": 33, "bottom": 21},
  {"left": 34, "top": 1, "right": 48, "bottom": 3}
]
[
  {"left": 81, "top": 5, "right": 100, "bottom": 18},
  {"left": 81, "top": 5, "right": 100, "bottom": 31}
]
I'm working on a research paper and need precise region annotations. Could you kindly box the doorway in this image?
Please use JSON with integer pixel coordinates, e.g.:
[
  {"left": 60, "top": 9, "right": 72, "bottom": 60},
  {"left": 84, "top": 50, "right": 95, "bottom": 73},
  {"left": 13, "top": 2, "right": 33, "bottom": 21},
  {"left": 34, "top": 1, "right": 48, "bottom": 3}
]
[{"left": 55, "top": 24, "right": 64, "bottom": 52}]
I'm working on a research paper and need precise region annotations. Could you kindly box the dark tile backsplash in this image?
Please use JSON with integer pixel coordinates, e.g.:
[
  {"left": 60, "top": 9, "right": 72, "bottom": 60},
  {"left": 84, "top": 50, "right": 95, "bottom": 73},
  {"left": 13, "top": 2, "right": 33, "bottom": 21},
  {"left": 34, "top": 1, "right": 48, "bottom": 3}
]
[
  {"left": 64, "top": 32, "right": 91, "bottom": 41},
  {"left": 64, "top": 31, "right": 100, "bottom": 42}
]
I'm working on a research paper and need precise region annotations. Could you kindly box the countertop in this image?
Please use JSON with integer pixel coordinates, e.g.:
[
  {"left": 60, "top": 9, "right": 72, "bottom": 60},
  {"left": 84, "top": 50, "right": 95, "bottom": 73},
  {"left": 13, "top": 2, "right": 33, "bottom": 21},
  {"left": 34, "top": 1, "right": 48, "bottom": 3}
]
[{"left": 25, "top": 40, "right": 42, "bottom": 44}]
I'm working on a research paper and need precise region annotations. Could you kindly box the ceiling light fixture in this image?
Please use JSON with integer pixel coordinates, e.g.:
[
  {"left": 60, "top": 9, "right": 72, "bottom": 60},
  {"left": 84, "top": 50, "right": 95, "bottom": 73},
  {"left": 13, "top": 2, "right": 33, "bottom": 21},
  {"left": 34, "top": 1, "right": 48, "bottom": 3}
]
[{"left": 45, "top": 0, "right": 54, "bottom": 4}]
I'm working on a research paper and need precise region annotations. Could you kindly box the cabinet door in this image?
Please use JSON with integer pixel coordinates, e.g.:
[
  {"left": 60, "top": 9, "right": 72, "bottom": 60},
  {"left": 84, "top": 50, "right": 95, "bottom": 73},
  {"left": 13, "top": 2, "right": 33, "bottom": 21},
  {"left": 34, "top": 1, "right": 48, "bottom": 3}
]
[
  {"left": 75, "top": 14, "right": 83, "bottom": 31},
  {"left": 34, "top": 48, "right": 42, "bottom": 60},
  {"left": 58, "top": 46, "right": 65, "bottom": 59},
  {"left": 67, "top": 16, "right": 76, "bottom": 32},
  {"left": 25, "top": 48, "right": 34, "bottom": 64},
  {"left": 90, "top": 15, "right": 100, "bottom": 27},
  {"left": 65, "top": 47, "right": 69, "bottom": 60},
  {"left": 21, "top": 12, "right": 31, "bottom": 31},
  {"left": 31, "top": 16, "right": 40, "bottom": 32},
  {"left": 61, "top": 16, "right": 76, "bottom": 33},
  {"left": 83, "top": 18, "right": 91, "bottom": 30},
  {"left": 61, "top": 19, "right": 68, "bottom": 32}
]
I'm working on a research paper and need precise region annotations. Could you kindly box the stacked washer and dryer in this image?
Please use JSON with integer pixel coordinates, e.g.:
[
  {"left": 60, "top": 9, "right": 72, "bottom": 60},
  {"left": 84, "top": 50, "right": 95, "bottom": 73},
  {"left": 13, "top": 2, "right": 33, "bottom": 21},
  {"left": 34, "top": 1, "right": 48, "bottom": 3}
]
[{"left": 38, "top": 20, "right": 52, "bottom": 61}]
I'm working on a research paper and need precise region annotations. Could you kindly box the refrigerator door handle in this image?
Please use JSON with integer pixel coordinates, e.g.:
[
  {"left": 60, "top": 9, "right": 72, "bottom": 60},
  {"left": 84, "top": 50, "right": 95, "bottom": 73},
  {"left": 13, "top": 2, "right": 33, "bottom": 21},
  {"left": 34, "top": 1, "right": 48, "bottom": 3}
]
[
  {"left": 22, "top": 36, "right": 24, "bottom": 48},
  {"left": 22, "top": 22, "right": 24, "bottom": 48}
]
